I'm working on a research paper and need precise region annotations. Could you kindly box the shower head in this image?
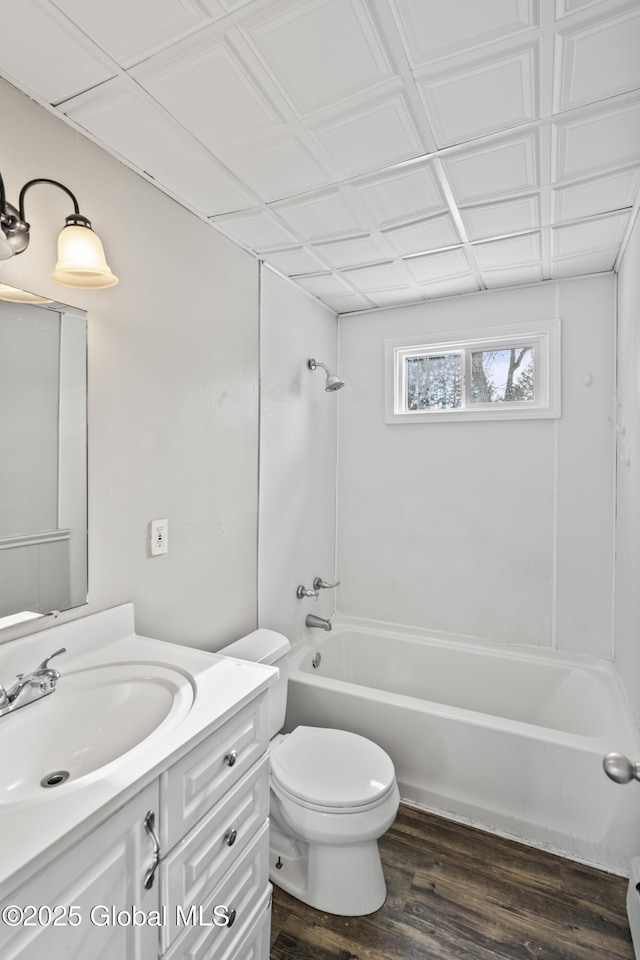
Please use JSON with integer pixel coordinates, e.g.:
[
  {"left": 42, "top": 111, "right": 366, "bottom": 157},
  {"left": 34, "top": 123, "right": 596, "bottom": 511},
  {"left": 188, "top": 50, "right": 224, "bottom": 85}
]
[{"left": 307, "top": 358, "right": 345, "bottom": 392}]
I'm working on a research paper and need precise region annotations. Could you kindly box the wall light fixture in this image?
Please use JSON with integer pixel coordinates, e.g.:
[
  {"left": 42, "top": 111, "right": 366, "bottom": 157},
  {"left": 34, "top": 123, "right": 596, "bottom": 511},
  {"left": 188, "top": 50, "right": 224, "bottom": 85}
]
[{"left": 0, "top": 170, "right": 118, "bottom": 289}]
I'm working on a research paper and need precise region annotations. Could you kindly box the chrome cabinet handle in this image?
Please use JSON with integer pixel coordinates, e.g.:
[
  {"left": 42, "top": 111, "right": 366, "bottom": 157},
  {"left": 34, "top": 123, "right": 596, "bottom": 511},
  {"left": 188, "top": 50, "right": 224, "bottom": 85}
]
[
  {"left": 224, "top": 828, "right": 237, "bottom": 847},
  {"left": 224, "top": 750, "right": 237, "bottom": 767},
  {"left": 220, "top": 907, "right": 236, "bottom": 929},
  {"left": 143, "top": 811, "right": 161, "bottom": 890}
]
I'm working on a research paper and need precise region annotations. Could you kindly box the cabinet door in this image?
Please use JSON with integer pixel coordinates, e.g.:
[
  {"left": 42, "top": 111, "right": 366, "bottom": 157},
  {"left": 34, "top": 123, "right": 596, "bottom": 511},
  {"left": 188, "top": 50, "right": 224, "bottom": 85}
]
[{"left": 0, "top": 781, "right": 160, "bottom": 960}]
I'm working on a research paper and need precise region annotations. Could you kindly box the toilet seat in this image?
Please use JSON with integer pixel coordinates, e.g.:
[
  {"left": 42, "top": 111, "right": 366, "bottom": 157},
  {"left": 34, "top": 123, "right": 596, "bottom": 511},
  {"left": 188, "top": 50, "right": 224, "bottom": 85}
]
[{"left": 270, "top": 726, "right": 396, "bottom": 811}]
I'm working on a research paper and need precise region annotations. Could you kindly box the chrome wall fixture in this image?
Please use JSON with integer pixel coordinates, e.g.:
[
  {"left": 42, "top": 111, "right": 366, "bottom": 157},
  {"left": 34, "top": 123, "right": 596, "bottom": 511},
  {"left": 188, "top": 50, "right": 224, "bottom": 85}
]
[
  {"left": 0, "top": 170, "right": 118, "bottom": 288},
  {"left": 307, "top": 358, "right": 345, "bottom": 392}
]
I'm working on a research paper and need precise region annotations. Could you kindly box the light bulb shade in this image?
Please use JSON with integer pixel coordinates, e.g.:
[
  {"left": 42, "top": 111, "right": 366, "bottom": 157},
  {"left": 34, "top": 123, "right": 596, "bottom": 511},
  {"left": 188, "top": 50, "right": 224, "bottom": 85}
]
[
  {"left": 0, "top": 283, "right": 51, "bottom": 303},
  {"left": 52, "top": 223, "right": 118, "bottom": 288}
]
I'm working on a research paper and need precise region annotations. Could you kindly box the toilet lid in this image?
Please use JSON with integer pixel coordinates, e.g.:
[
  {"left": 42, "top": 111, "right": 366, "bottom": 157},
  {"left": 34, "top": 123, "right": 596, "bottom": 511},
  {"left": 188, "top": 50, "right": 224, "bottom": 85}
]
[{"left": 270, "top": 726, "right": 396, "bottom": 809}]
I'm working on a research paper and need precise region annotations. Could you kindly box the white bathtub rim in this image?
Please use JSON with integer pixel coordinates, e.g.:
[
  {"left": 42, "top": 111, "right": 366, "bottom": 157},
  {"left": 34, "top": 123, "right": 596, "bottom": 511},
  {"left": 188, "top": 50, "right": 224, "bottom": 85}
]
[
  {"left": 289, "top": 620, "right": 640, "bottom": 756},
  {"left": 299, "top": 612, "right": 616, "bottom": 672}
]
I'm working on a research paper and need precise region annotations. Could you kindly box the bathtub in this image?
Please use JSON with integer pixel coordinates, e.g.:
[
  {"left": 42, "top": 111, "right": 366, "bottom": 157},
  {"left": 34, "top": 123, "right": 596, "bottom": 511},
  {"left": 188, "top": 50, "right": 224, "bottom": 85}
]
[{"left": 285, "top": 619, "right": 640, "bottom": 874}]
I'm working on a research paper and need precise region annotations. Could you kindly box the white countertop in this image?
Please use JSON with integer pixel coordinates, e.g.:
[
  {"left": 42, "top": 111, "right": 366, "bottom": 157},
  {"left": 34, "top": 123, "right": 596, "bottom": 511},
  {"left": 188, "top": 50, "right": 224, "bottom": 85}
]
[{"left": 0, "top": 604, "right": 275, "bottom": 898}]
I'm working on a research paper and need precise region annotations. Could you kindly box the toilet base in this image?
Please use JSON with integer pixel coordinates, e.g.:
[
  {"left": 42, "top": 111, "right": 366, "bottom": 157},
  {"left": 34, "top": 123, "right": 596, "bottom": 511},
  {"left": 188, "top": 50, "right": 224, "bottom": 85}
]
[{"left": 269, "top": 824, "right": 387, "bottom": 916}]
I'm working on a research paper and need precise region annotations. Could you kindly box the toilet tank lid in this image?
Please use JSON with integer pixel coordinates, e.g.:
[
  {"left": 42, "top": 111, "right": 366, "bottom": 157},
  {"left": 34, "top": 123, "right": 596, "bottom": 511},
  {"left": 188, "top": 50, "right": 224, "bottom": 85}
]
[{"left": 220, "top": 628, "right": 290, "bottom": 665}]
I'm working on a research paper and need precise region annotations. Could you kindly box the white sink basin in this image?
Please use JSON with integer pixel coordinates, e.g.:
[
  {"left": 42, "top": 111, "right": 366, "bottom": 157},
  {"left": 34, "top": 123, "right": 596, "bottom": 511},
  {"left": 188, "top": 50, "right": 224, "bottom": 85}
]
[{"left": 0, "top": 662, "right": 194, "bottom": 802}]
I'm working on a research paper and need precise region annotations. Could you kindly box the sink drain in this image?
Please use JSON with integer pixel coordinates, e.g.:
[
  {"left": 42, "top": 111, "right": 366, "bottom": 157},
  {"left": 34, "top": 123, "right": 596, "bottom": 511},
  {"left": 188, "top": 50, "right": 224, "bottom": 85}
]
[{"left": 41, "top": 770, "right": 70, "bottom": 788}]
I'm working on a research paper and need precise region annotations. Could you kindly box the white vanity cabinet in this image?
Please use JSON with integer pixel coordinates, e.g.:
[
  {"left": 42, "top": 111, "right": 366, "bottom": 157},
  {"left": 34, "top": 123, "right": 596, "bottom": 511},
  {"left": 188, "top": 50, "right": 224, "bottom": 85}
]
[
  {"left": 158, "top": 692, "right": 272, "bottom": 960},
  {"left": 0, "top": 688, "right": 272, "bottom": 960},
  {"left": 0, "top": 780, "right": 160, "bottom": 960}
]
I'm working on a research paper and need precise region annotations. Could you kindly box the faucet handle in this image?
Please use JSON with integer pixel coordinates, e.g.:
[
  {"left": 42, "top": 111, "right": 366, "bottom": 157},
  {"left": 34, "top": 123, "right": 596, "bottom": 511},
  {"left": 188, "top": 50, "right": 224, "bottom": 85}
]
[
  {"left": 296, "top": 585, "right": 319, "bottom": 600},
  {"left": 35, "top": 647, "right": 67, "bottom": 672},
  {"left": 312, "top": 577, "right": 340, "bottom": 590}
]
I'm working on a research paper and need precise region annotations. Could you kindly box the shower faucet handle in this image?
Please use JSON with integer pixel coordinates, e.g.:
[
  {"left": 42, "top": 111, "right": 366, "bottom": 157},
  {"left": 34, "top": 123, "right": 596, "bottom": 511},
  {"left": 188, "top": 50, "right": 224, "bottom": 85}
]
[
  {"left": 296, "top": 585, "right": 319, "bottom": 600},
  {"left": 312, "top": 577, "right": 340, "bottom": 591}
]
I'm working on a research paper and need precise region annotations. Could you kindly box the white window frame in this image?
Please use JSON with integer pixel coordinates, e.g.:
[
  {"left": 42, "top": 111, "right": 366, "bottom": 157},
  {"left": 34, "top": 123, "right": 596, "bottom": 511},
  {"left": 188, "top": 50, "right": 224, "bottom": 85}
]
[{"left": 385, "top": 318, "right": 561, "bottom": 423}]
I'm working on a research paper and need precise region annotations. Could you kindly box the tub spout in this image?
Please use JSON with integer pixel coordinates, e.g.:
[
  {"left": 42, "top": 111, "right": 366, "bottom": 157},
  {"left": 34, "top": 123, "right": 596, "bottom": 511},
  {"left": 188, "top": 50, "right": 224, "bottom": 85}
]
[{"left": 306, "top": 614, "right": 332, "bottom": 631}]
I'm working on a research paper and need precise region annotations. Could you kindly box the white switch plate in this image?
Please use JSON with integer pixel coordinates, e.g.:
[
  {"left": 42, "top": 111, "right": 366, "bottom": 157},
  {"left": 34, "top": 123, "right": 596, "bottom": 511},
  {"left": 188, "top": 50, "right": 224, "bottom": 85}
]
[{"left": 150, "top": 518, "right": 168, "bottom": 556}]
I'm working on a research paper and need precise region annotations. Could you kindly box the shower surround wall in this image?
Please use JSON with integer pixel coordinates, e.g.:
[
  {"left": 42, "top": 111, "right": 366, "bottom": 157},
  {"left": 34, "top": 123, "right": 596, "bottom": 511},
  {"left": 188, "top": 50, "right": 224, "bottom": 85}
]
[
  {"left": 258, "top": 267, "right": 339, "bottom": 643},
  {"left": 337, "top": 276, "right": 616, "bottom": 658},
  {"left": 615, "top": 210, "right": 640, "bottom": 731}
]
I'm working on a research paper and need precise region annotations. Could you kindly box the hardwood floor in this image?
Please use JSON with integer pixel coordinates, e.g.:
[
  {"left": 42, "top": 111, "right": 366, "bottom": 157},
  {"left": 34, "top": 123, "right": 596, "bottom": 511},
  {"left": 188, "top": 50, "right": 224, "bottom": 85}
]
[{"left": 269, "top": 804, "right": 634, "bottom": 960}]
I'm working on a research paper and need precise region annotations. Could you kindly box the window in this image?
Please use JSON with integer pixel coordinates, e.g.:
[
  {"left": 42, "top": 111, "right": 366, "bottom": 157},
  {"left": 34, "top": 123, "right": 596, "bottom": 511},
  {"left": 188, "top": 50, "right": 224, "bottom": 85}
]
[{"left": 385, "top": 319, "right": 560, "bottom": 423}]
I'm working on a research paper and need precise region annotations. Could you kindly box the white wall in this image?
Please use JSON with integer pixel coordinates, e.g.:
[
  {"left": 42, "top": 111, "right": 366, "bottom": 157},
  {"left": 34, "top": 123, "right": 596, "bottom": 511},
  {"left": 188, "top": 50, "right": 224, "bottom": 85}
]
[
  {"left": 614, "top": 211, "right": 640, "bottom": 728},
  {"left": 0, "top": 79, "right": 259, "bottom": 650},
  {"left": 259, "top": 267, "right": 339, "bottom": 643},
  {"left": 337, "top": 276, "right": 615, "bottom": 657}
]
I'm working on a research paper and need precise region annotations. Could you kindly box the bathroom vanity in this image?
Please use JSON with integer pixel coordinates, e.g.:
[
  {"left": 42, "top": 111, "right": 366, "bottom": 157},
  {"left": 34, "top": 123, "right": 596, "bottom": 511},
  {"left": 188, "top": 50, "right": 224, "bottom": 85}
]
[{"left": 0, "top": 605, "right": 275, "bottom": 959}]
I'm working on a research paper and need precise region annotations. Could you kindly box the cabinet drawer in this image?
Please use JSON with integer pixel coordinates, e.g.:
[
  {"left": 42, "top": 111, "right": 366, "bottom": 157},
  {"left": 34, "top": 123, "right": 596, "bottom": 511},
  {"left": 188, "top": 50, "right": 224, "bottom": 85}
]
[
  {"left": 160, "top": 754, "right": 269, "bottom": 951},
  {"left": 160, "top": 693, "right": 269, "bottom": 851},
  {"left": 163, "top": 821, "right": 270, "bottom": 960},
  {"left": 222, "top": 892, "right": 271, "bottom": 960}
]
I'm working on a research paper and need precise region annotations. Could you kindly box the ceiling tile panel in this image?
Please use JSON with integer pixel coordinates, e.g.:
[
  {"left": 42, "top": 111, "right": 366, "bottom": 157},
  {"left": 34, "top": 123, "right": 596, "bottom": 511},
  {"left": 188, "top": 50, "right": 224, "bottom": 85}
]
[
  {"left": 472, "top": 232, "right": 541, "bottom": 268},
  {"left": 404, "top": 247, "right": 472, "bottom": 283},
  {"left": 217, "top": 135, "right": 332, "bottom": 201},
  {"left": 382, "top": 214, "right": 461, "bottom": 256},
  {"left": 262, "top": 246, "right": 327, "bottom": 275},
  {"left": 132, "top": 35, "right": 285, "bottom": 151},
  {"left": 273, "top": 189, "right": 368, "bottom": 242},
  {"left": 554, "top": 168, "right": 639, "bottom": 221},
  {"left": 551, "top": 210, "right": 630, "bottom": 256},
  {"left": 211, "top": 209, "right": 298, "bottom": 251},
  {"left": 354, "top": 164, "right": 446, "bottom": 226},
  {"left": 50, "top": 0, "right": 209, "bottom": 66},
  {"left": 390, "top": 0, "right": 536, "bottom": 66},
  {"left": 295, "top": 272, "right": 354, "bottom": 297},
  {"left": 240, "top": 0, "right": 394, "bottom": 115},
  {"left": 555, "top": 0, "right": 605, "bottom": 17},
  {"left": 369, "top": 286, "right": 427, "bottom": 306},
  {"left": 551, "top": 248, "right": 618, "bottom": 276},
  {"left": 151, "top": 154, "right": 255, "bottom": 216},
  {"left": 61, "top": 80, "right": 198, "bottom": 171},
  {"left": 0, "top": 0, "right": 113, "bottom": 103},
  {"left": 419, "top": 275, "right": 480, "bottom": 298},
  {"left": 444, "top": 133, "right": 539, "bottom": 203},
  {"left": 556, "top": 8, "right": 640, "bottom": 110},
  {"left": 460, "top": 195, "right": 540, "bottom": 240},
  {"left": 314, "top": 235, "right": 393, "bottom": 269},
  {"left": 417, "top": 46, "right": 538, "bottom": 147},
  {"left": 554, "top": 99, "right": 640, "bottom": 180},
  {"left": 322, "top": 292, "right": 373, "bottom": 313},
  {"left": 310, "top": 95, "right": 424, "bottom": 177},
  {"left": 482, "top": 264, "right": 543, "bottom": 287},
  {"left": 343, "top": 261, "right": 413, "bottom": 291}
]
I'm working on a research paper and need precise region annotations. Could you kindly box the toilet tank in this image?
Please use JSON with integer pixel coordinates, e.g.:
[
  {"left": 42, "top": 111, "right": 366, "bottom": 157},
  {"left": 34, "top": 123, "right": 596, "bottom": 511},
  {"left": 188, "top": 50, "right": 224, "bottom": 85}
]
[{"left": 219, "top": 629, "right": 290, "bottom": 737}]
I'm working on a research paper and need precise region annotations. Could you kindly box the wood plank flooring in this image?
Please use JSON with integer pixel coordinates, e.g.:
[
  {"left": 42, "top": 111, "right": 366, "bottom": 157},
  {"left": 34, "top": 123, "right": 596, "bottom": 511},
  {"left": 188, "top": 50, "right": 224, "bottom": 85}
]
[{"left": 269, "top": 804, "right": 634, "bottom": 960}]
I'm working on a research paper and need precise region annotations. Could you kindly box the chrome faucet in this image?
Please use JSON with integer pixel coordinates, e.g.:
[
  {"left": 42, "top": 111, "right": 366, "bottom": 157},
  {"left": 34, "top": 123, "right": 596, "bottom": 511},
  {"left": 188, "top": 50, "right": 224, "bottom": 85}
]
[
  {"left": 0, "top": 647, "right": 66, "bottom": 717},
  {"left": 305, "top": 614, "right": 332, "bottom": 631},
  {"left": 312, "top": 577, "right": 340, "bottom": 591}
]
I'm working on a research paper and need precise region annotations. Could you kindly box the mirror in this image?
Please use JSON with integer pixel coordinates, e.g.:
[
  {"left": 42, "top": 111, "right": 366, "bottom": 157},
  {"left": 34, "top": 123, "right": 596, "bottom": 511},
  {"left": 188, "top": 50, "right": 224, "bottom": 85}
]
[{"left": 0, "top": 284, "right": 87, "bottom": 628}]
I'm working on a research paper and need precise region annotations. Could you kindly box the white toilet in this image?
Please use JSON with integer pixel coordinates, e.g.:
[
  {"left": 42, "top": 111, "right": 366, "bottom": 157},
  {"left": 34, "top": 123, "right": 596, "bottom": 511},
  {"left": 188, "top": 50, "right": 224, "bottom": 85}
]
[{"left": 221, "top": 628, "right": 400, "bottom": 916}]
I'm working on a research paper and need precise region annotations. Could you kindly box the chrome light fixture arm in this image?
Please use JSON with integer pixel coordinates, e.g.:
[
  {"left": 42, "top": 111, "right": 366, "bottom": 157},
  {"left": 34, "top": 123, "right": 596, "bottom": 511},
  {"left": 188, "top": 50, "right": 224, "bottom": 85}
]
[
  {"left": 1, "top": 175, "right": 84, "bottom": 256},
  {"left": 0, "top": 169, "right": 118, "bottom": 287}
]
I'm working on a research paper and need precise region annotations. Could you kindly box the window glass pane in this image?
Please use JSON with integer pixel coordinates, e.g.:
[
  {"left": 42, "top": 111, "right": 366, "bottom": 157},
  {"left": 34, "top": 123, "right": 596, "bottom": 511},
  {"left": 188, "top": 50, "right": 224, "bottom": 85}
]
[
  {"left": 406, "top": 353, "right": 462, "bottom": 410},
  {"left": 470, "top": 347, "right": 534, "bottom": 403}
]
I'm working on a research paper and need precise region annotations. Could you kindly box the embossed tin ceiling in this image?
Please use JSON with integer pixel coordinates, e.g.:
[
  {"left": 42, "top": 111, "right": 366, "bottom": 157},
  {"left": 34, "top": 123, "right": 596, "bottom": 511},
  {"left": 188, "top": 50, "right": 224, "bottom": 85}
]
[{"left": 2, "top": 0, "right": 639, "bottom": 313}]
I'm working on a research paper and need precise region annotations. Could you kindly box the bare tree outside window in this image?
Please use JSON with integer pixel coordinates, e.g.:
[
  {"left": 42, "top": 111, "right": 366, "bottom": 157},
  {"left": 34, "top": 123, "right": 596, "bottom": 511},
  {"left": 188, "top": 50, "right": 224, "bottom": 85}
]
[
  {"left": 471, "top": 348, "right": 534, "bottom": 404},
  {"left": 406, "top": 353, "right": 462, "bottom": 410}
]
